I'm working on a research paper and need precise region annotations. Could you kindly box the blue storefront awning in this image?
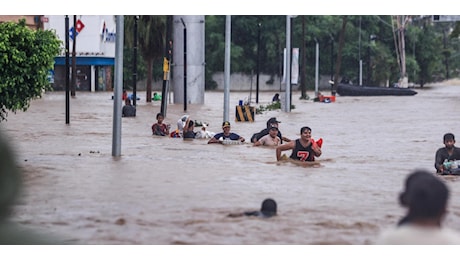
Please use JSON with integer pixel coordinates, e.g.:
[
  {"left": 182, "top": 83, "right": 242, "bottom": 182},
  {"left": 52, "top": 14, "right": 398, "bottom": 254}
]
[{"left": 54, "top": 56, "right": 114, "bottom": 66}]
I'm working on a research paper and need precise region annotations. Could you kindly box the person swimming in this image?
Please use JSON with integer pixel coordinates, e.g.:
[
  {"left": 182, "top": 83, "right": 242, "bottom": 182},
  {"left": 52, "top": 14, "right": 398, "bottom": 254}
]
[{"left": 227, "top": 198, "right": 277, "bottom": 218}]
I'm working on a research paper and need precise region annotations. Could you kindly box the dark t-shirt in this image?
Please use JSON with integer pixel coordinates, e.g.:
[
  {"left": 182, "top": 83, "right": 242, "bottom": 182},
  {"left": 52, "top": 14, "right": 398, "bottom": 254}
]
[
  {"left": 213, "top": 132, "right": 241, "bottom": 141},
  {"left": 435, "top": 146, "right": 460, "bottom": 172},
  {"left": 183, "top": 130, "right": 196, "bottom": 139},
  {"left": 122, "top": 105, "right": 136, "bottom": 117},
  {"left": 290, "top": 139, "right": 315, "bottom": 161}
]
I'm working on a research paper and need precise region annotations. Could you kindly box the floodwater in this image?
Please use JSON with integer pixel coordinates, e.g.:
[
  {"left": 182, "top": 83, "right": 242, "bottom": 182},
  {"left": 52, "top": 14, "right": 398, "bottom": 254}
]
[{"left": 2, "top": 82, "right": 460, "bottom": 245}]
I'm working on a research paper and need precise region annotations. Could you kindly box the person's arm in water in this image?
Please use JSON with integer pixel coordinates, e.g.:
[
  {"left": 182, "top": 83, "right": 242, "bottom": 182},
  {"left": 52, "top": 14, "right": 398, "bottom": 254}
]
[
  {"left": 253, "top": 139, "right": 263, "bottom": 146},
  {"left": 208, "top": 133, "right": 223, "bottom": 144},
  {"left": 435, "top": 149, "right": 445, "bottom": 173},
  {"left": 282, "top": 136, "right": 291, "bottom": 142},
  {"left": 276, "top": 141, "right": 295, "bottom": 161}
]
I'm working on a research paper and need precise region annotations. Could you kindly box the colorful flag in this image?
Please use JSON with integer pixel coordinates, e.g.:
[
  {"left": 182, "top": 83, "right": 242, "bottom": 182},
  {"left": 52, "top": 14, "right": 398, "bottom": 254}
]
[
  {"left": 76, "top": 19, "right": 85, "bottom": 33},
  {"left": 69, "top": 27, "right": 78, "bottom": 40}
]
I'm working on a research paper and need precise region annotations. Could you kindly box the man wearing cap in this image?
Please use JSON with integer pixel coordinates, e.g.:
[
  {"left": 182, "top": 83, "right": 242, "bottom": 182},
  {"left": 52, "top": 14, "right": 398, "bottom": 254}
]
[
  {"left": 253, "top": 125, "right": 281, "bottom": 146},
  {"left": 251, "top": 117, "right": 290, "bottom": 144},
  {"left": 208, "top": 121, "right": 245, "bottom": 144}
]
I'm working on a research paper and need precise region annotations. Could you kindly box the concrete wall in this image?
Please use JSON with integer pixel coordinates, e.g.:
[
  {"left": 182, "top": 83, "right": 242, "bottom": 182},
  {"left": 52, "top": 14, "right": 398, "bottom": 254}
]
[
  {"left": 140, "top": 72, "right": 334, "bottom": 92},
  {"left": 212, "top": 72, "right": 334, "bottom": 92}
]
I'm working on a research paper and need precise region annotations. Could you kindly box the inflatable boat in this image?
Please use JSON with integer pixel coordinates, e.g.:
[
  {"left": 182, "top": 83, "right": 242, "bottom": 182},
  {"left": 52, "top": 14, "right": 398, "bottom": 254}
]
[{"left": 336, "top": 83, "right": 417, "bottom": 96}]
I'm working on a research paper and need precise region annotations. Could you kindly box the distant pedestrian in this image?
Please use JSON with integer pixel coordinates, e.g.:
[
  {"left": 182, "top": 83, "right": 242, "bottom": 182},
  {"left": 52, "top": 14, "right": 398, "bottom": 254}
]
[{"left": 122, "top": 98, "right": 136, "bottom": 117}]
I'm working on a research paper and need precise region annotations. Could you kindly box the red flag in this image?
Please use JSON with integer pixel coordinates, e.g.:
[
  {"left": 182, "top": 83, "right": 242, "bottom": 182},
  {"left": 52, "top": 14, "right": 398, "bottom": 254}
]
[{"left": 76, "top": 19, "right": 85, "bottom": 33}]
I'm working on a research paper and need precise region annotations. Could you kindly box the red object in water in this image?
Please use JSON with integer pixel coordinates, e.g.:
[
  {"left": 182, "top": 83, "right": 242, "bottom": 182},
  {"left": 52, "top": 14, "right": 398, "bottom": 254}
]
[{"left": 316, "top": 138, "right": 323, "bottom": 148}]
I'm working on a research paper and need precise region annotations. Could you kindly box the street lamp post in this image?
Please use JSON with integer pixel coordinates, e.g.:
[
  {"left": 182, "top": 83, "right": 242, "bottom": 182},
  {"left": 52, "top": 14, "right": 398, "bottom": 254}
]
[
  {"left": 180, "top": 18, "right": 187, "bottom": 112},
  {"left": 132, "top": 16, "right": 138, "bottom": 106}
]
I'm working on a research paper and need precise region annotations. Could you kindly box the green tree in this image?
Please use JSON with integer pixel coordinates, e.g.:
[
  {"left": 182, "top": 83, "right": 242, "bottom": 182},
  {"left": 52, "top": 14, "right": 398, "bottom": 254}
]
[
  {"left": 124, "top": 15, "right": 165, "bottom": 102},
  {"left": 201, "top": 16, "right": 460, "bottom": 92},
  {"left": 0, "top": 19, "right": 61, "bottom": 122}
]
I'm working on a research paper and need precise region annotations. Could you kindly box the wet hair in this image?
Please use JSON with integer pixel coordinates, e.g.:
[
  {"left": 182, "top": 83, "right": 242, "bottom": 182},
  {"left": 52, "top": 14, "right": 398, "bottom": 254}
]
[
  {"left": 260, "top": 198, "right": 277, "bottom": 217},
  {"left": 156, "top": 112, "right": 164, "bottom": 120},
  {"left": 300, "top": 126, "right": 311, "bottom": 134},
  {"left": 398, "top": 170, "right": 449, "bottom": 226},
  {"left": 188, "top": 120, "right": 194, "bottom": 127},
  {"left": 444, "top": 133, "right": 455, "bottom": 142}
]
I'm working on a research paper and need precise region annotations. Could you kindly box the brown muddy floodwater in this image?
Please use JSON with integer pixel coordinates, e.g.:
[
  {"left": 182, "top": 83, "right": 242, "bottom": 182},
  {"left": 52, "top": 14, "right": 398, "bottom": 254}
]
[{"left": 2, "top": 83, "right": 460, "bottom": 245}]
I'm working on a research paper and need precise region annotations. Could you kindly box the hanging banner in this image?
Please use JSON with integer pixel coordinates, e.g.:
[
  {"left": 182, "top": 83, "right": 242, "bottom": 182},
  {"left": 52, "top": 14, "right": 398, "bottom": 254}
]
[
  {"left": 291, "top": 48, "right": 299, "bottom": 84},
  {"left": 281, "top": 48, "right": 300, "bottom": 84}
]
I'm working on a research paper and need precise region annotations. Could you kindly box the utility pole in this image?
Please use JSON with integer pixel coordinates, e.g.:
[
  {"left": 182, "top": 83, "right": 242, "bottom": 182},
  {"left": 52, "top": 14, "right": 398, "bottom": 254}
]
[
  {"left": 161, "top": 16, "right": 172, "bottom": 117},
  {"left": 132, "top": 16, "right": 138, "bottom": 106},
  {"left": 71, "top": 15, "right": 77, "bottom": 97},
  {"left": 65, "top": 15, "right": 70, "bottom": 124},
  {"left": 180, "top": 18, "right": 187, "bottom": 112},
  {"left": 284, "top": 15, "right": 291, "bottom": 112},
  {"left": 112, "top": 15, "right": 124, "bottom": 157}
]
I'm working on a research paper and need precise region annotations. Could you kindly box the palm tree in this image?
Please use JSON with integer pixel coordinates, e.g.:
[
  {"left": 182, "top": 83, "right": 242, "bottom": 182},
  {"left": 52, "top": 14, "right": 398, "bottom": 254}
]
[{"left": 125, "top": 15, "right": 166, "bottom": 102}]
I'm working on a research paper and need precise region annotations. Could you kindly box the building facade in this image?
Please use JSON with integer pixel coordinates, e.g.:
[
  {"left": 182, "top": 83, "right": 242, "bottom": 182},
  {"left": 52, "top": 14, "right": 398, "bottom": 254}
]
[{"left": 43, "top": 15, "right": 116, "bottom": 92}]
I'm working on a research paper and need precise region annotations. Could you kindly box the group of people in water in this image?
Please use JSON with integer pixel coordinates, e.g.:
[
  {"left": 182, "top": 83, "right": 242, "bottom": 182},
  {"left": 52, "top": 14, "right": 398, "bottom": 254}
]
[
  {"left": 99, "top": 90, "right": 460, "bottom": 244},
  {"left": 228, "top": 132, "right": 460, "bottom": 244},
  {"left": 151, "top": 114, "right": 323, "bottom": 164}
]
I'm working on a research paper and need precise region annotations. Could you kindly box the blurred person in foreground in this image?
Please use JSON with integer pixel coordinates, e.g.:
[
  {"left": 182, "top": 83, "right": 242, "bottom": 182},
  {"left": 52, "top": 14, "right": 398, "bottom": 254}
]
[
  {"left": 0, "top": 129, "right": 69, "bottom": 244},
  {"left": 375, "top": 169, "right": 460, "bottom": 244}
]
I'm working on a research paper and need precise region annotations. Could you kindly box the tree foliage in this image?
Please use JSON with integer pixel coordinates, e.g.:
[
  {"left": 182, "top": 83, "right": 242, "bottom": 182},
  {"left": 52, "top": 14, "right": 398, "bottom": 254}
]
[
  {"left": 0, "top": 19, "right": 61, "bottom": 122},
  {"left": 124, "top": 15, "right": 459, "bottom": 92},
  {"left": 202, "top": 15, "right": 457, "bottom": 90},
  {"left": 124, "top": 15, "right": 165, "bottom": 102}
]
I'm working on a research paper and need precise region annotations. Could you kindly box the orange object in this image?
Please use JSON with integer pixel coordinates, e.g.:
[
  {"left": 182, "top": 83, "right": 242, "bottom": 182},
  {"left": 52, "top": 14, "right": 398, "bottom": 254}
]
[
  {"left": 311, "top": 138, "right": 323, "bottom": 148},
  {"left": 319, "top": 95, "right": 335, "bottom": 102}
]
